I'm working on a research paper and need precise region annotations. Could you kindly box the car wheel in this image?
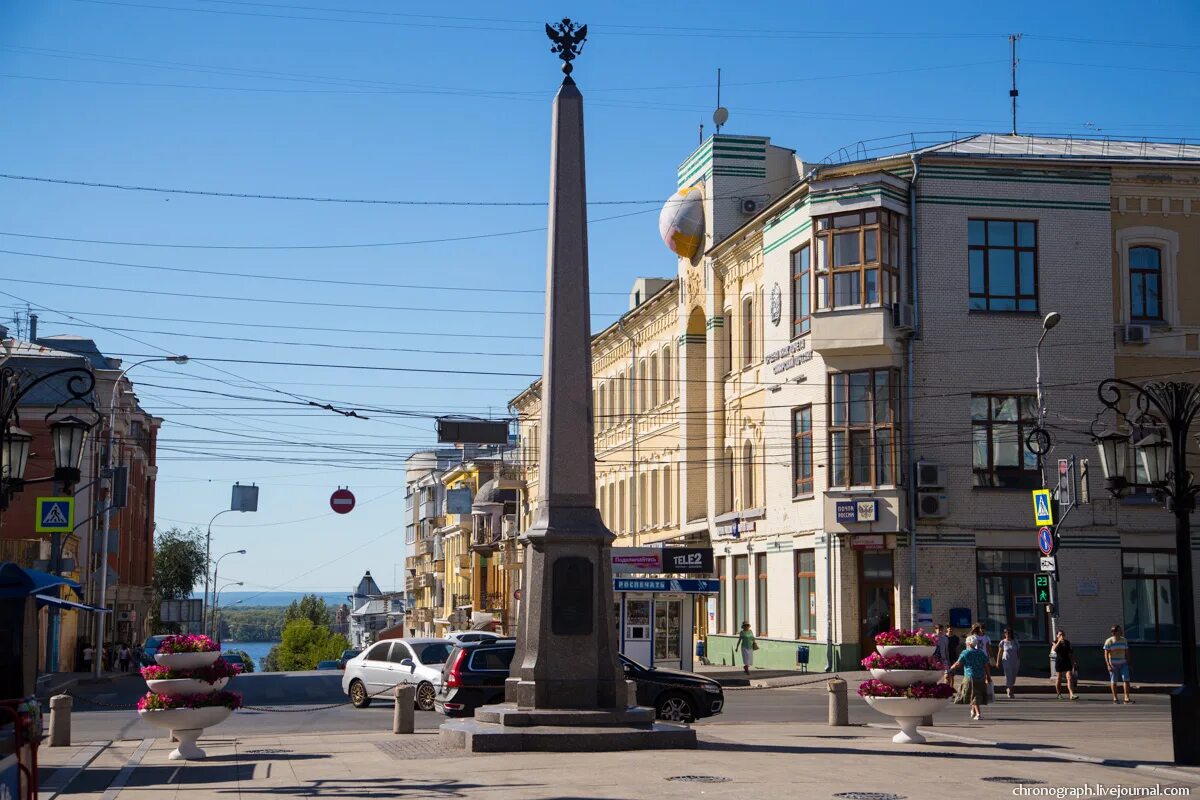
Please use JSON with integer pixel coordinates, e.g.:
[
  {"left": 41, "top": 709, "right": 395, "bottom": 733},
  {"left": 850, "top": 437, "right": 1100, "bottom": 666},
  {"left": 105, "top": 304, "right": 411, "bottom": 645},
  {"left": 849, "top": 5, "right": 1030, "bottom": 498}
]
[
  {"left": 655, "top": 692, "right": 695, "bottom": 723},
  {"left": 416, "top": 681, "right": 436, "bottom": 711},
  {"left": 349, "top": 679, "right": 371, "bottom": 708}
]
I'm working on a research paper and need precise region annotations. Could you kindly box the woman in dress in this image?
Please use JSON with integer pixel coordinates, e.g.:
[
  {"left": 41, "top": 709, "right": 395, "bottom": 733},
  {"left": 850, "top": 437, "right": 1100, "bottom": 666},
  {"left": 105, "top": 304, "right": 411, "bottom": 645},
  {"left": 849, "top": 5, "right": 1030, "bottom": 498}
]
[
  {"left": 1052, "top": 630, "right": 1079, "bottom": 700},
  {"left": 946, "top": 634, "right": 992, "bottom": 721},
  {"left": 737, "top": 622, "right": 756, "bottom": 674},
  {"left": 996, "top": 628, "right": 1021, "bottom": 698}
]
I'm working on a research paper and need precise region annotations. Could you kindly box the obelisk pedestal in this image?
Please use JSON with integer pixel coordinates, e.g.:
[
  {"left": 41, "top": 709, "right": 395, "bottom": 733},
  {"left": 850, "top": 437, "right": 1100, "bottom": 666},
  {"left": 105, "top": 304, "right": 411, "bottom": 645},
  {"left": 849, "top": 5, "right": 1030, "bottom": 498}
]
[{"left": 439, "top": 20, "right": 695, "bottom": 753}]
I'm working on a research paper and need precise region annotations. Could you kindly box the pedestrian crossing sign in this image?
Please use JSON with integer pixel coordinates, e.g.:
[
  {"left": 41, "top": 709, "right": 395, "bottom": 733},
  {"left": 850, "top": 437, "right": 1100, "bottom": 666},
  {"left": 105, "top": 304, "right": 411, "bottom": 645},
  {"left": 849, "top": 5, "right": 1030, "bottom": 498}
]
[
  {"left": 35, "top": 496, "right": 74, "bottom": 533},
  {"left": 1031, "top": 489, "right": 1053, "bottom": 526}
]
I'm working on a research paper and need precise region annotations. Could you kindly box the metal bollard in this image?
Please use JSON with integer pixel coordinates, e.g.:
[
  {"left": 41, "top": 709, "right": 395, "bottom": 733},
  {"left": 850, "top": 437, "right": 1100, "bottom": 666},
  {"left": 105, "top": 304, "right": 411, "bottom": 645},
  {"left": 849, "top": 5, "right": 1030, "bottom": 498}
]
[
  {"left": 49, "top": 694, "right": 72, "bottom": 747},
  {"left": 827, "top": 678, "right": 848, "bottom": 726},
  {"left": 392, "top": 685, "right": 416, "bottom": 734}
]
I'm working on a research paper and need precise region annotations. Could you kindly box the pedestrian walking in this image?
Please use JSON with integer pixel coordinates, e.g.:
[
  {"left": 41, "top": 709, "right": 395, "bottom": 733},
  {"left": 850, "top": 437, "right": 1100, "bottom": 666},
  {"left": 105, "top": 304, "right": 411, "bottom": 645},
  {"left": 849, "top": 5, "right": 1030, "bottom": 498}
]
[
  {"left": 946, "top": 634, "right": 992, "bottom": 721},
  {"left": 1052, "top": 630, "right": 1079, "bottom": 700},
  {"left": 934, "top": 624, "right": 949, "bottom": 665},
  {"left": 970, "top": 623, "right": 992, "bottom": 658},
  {"left": 996, "top": 628, "right": 1021, "bottom": 698},
  {"left": 82, "top": 642, "right": 93, "bottom": 673},
  {"left": 118, "top": 642, "right": 132, "bottom": 672},
  {"left": 946, "top": 626, "right": 962, "bottom": 663},
  {"left": 1104, "top": 624, "right": 1133, "bottom": 705},
  {"left": 737, "top": 622, "right": 757, "bottom": 674}
]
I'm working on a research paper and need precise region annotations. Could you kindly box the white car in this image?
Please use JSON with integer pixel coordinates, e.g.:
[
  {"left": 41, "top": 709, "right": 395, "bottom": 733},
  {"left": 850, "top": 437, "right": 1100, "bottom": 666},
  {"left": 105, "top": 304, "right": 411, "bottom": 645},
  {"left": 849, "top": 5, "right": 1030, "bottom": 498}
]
[
  {"left": 443, "top": 630, "right": 503, "bottom": 645},
  {"left": 342, "top": 638, "right": 454, "bottom": 711}
]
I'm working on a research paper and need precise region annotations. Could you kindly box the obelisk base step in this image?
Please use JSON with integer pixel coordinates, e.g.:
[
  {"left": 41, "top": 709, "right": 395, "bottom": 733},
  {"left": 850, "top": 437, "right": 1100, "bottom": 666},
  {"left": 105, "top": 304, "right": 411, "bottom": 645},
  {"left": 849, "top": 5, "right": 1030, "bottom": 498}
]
[{"left": 440, "top": 703, "right": 697, "bottom": 752}]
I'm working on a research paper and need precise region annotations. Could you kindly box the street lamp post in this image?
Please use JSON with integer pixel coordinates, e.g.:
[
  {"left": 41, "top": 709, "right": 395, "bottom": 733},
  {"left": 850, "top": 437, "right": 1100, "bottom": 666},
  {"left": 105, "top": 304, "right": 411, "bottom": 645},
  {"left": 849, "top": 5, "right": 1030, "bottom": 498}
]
[
  {"left": 1033, "top": 311, "right": 1061, "bottom": 647},
  {"left": 213, "top": 580, "right": 244, "bottom": 644},
  {"left": 1091, "top": 378, "right": 1200, "bottom": 765},
  {"left": 209, "top": 549, "right": 246, "bottom": 637},
  {"left": 94, "top": 355, "right": 187, "bottom": 677}
]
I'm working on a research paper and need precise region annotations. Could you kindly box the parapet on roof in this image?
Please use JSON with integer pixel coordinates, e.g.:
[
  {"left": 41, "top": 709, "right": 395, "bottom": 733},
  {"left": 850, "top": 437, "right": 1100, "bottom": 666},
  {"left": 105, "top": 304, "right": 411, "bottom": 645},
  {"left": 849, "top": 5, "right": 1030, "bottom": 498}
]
[{"left": 822, "top": 132, "right": 1200, "bottom": 167}]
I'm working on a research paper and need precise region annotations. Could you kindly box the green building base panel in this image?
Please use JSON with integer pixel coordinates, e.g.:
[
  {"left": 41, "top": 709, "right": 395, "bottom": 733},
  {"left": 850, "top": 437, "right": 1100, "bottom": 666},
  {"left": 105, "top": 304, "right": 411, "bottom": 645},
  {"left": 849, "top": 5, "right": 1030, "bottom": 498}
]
[{"left": 705, "top": 635, "right": 860, "bottom": 673}]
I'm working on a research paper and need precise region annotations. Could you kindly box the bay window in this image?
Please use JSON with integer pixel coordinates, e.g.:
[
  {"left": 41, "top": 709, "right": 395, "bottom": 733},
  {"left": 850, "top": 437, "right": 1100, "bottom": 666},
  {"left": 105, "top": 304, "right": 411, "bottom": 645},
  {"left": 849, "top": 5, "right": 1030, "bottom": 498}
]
[{"left": 814, "top": 210, "right": 902, "bottom": 311}]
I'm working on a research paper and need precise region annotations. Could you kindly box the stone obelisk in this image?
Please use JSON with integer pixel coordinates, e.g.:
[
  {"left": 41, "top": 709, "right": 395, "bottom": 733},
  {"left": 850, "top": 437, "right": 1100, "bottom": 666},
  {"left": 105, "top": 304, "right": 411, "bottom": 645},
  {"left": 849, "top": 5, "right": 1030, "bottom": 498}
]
[{"left": 439, "top": 19, "right": 695, "bottom": 751}]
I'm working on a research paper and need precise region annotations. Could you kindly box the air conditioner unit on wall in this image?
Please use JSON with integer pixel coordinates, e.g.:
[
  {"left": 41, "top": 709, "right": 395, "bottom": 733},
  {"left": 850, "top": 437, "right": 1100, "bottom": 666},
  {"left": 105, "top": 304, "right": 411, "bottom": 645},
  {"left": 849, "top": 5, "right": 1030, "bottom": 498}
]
[
  {"left": 917, "top": 493, "right": 949, "bottom": 519},
  {"left": 915, "top": 461, "right": 945, "bottom": 489},
  {"left": 892, "top": 303, "right": 915, "bottom": 332},
  {"left": 738, "top": 197, "right": 762, "bottom": 216},
  {"left": 1123, "top": 324, "right": 1151, "bottom": 345}
]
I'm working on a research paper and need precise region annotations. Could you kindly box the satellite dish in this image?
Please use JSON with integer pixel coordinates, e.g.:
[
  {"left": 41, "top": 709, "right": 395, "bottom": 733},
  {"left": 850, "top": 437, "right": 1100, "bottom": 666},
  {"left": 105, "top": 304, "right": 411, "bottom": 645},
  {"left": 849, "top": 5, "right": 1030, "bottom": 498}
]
[{"left": 713, "top": 107, "right": 729, "bottom": 128}]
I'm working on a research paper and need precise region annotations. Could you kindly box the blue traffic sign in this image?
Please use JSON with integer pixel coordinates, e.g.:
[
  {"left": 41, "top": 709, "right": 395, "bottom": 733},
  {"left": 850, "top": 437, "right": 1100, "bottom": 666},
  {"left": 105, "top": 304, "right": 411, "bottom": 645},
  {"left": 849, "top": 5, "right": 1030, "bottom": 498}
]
[{"left": 1037, "top": 526, "right": 1055, "bottom": 556}]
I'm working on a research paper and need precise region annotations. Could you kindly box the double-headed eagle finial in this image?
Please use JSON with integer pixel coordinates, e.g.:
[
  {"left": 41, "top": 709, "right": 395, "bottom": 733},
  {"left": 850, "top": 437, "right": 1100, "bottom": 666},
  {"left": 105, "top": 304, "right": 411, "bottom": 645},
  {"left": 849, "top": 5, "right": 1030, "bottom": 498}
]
[{"left": 545, "top": 18, "right": 587, "bottom": 76}]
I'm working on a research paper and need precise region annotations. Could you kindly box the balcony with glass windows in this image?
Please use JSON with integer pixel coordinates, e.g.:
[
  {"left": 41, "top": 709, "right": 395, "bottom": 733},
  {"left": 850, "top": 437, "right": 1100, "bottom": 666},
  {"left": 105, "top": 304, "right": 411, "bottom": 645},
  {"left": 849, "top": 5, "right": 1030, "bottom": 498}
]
[{"left": 807, "top": 209, "right": 906, "bottom": 356}]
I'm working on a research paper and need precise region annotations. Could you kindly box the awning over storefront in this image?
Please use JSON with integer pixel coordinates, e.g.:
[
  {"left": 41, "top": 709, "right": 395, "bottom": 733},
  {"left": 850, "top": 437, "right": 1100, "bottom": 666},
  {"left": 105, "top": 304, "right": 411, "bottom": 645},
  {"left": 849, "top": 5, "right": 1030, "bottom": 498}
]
[
  {"left": 33, "top": 593, "right": 105, "bottom": 613},
  {"left": 0, "top": 562, "right": 83, "bottom": 600}
]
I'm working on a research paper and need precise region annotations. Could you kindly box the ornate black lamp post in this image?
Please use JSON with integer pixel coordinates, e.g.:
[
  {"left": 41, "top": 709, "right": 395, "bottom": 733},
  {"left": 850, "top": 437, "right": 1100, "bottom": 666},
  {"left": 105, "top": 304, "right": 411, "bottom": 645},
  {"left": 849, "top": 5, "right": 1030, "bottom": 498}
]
[
  {"left": 1091, "top": 378, "right": 1200, "bottom": 765},
  {"left": 1, "top": 365, "right": 99, "bottom": 509}
]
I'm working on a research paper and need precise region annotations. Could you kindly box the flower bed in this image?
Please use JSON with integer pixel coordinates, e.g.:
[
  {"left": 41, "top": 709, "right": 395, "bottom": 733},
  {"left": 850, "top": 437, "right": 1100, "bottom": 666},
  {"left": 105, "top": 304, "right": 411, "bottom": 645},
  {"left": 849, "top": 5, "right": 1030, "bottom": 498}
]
[
  {"left": 856, "top": 679, "right": 954, "bottom": 700},
  {"left": 873, "top": 629, "right": 937, "bottom": 647},
  {"left": 157, "top": 634, "right": 219, "bottom": 654},
  {"left": 861, "top": 652, "right": 945, "bottom": 671},
  {"left": 142, "top": 660, "right": 241, "bottom": 684},
  {"left": 137, "top": 690, "right": 243, "bottom": 712}
]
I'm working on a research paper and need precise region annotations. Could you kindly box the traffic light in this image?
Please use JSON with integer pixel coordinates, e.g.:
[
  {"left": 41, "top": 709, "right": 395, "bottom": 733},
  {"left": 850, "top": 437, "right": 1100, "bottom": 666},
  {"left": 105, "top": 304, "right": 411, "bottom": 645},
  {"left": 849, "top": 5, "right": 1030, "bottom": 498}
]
[{"left": 1035, "top": 572, "right": 1052, "bottom": 604}]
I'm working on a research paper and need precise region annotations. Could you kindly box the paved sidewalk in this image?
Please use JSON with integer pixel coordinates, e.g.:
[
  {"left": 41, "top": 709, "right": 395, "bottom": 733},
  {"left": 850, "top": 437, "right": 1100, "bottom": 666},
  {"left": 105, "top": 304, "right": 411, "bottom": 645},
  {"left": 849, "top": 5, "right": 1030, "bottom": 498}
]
[{"left": 37, "top": 716, "right": 1200, "bottom": 799}]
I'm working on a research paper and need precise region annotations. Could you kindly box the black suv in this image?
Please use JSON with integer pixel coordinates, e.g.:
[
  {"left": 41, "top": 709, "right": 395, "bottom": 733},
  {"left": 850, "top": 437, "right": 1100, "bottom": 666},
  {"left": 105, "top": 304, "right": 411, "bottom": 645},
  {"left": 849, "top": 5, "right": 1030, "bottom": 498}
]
[{"left": 435, "top": 640, "right": 724, "bottom": 722}]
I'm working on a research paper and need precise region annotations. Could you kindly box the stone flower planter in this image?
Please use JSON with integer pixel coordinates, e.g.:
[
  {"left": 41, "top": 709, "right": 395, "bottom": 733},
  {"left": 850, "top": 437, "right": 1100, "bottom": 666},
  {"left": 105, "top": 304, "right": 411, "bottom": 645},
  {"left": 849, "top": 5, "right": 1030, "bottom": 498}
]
[
  {"left": 155, "top": 651, "right": 220, "bottom": 670},
  {"left": 145, "top": 677, "right": 229, "bottom": 697},
  {"left": 875, "top": 645, "right": 936, "bottom": 659},
  {"left": 862, "top": 696, "right": 952, "bottom": 744},
  {"left": 138, "top": 706, "right": 234, "bottom": 760},
  {"left": 869, "top": 669, "right": 944, "bottom": 688}
]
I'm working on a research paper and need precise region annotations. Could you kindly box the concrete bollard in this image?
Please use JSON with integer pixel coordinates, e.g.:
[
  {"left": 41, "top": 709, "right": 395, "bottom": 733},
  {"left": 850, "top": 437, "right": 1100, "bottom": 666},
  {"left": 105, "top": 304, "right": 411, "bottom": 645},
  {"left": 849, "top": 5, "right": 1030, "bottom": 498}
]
[
  {"left": 49, "top": 694, "right": 72, "bottom": 747},
  {"left": 827, "top": 678, "right": 848, "bottom": 726},
  {"left": 392, "top": 685, "right": 416, "bottom": 734}
]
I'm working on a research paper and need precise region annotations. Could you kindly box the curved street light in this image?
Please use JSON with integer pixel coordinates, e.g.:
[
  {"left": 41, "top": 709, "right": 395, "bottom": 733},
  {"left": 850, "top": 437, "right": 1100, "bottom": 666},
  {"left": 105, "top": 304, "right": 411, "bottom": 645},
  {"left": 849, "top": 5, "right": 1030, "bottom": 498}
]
[
  {"left": 209, "top": 549, "right": 246, "bottom": 636},
  {"left": 213, "top": 580, "right": 244, "bottom": 643}
]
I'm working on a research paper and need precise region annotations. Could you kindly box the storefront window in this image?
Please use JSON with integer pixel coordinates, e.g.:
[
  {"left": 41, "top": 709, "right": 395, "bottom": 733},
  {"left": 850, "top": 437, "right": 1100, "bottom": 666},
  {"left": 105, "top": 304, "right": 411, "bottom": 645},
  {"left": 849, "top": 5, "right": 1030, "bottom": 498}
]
[
  {"left": 1122, "top": 550, "right": 1179, "bottom": 643},
  {"left": 976, "top": 549, "right": 1045, "bottom": 641},
  {"left": 795, "top": 550, "right": 816, "bottom": 639}
]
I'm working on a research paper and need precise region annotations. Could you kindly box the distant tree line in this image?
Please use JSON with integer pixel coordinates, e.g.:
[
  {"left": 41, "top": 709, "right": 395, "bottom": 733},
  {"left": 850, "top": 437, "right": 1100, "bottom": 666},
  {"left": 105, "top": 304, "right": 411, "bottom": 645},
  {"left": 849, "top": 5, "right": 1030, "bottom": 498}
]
[{"left": 216, "top": 606, "right": 287, "bottom": 642}]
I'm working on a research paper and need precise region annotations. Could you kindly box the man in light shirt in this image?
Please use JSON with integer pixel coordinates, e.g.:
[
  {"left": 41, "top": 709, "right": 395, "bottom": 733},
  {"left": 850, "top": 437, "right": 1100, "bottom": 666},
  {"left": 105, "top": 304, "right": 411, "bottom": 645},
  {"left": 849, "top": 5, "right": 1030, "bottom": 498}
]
[{"left": 1104, "top": 624, "right": 1133, "bottom": 704}]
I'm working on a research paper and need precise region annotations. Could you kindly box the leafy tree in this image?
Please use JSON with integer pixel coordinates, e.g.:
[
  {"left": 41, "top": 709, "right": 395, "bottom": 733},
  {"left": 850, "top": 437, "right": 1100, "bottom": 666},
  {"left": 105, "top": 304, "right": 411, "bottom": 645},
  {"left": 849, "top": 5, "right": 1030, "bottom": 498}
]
[
  {"left": 283, "top": 594, "right": 333, "bottom": 628},
  {"left": 268, "top": 619, "right": 350, "bottom": 671},
  {"left": 148, "top": 526, "right": 207, "bottom": 633}
]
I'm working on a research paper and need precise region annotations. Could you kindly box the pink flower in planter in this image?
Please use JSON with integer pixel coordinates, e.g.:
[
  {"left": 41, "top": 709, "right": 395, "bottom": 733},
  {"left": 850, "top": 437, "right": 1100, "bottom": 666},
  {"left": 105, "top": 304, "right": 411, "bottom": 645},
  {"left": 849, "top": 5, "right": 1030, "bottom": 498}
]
[
  {"left": 156, "top": 634, "right": 220, "bottom": 654},
  {"left": 861, "top": 652, "right": 946, "bottom": 671},
  {"left": 873, "top": 628, "right": 937, "bottom": 647}
]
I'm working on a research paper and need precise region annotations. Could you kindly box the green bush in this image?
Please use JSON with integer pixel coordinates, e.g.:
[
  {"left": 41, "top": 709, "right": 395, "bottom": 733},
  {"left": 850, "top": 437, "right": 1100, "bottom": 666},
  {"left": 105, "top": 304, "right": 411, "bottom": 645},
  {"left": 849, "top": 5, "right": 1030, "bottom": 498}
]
[{"left": 269, "top": 619, "right": 351, "bottom": 672}]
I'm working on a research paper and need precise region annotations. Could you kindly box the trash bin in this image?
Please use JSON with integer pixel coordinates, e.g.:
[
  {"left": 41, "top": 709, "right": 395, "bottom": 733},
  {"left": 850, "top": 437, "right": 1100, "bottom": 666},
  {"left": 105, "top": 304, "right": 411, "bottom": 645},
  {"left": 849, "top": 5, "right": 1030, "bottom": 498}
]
[
  {"left": 695, "top": 640, "right": 706, "bottom": 659},
  {"left": 796, "top": 645, "right": 810, "bottom": 671}
]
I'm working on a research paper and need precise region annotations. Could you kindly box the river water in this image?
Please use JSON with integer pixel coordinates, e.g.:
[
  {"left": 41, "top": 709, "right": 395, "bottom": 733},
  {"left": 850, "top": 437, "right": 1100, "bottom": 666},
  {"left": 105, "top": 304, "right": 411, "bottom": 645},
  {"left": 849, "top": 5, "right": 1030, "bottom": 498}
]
[{"left": 221, "top": 641, "right": 278, "bottom": 671}]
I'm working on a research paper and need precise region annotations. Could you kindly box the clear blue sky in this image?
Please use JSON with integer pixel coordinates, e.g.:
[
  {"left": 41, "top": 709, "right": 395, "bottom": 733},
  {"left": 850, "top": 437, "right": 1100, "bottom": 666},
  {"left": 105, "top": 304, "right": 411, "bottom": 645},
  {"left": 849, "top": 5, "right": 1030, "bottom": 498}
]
[{"left": 1, "top": 1, "right": 1196, "bottom": 597}]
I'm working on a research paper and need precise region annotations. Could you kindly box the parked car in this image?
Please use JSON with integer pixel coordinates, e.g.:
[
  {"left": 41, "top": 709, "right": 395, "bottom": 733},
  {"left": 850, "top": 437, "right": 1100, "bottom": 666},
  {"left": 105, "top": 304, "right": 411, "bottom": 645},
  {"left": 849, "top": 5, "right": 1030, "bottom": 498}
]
[
  {"left": 220, "top": 652, "right": 248, "bottom": 671},
  {"left": 443, "top": 631, "right": 502, "bottom": 645},
  {"left": 315, "top": 660, "right": 341, "bottom": 670},
  {"left": 140, "top": 635, "right": 172, "bottom": 667},
  {"left": 342, "top": 638, "right": 454, "bottom": 711},
  {"left": 336, "top": 648, "right": 360, "bottom": 669},
  {"left": 435, "top": 641, "right": 724, "bottom": 723}
]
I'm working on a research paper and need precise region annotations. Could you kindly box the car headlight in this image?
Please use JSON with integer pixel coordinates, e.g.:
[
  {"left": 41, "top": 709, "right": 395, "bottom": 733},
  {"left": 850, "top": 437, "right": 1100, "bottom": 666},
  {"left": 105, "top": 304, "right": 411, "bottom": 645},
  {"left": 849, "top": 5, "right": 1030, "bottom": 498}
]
[{"left": 703, "top": 683, "right": 722, "bottom": 694}]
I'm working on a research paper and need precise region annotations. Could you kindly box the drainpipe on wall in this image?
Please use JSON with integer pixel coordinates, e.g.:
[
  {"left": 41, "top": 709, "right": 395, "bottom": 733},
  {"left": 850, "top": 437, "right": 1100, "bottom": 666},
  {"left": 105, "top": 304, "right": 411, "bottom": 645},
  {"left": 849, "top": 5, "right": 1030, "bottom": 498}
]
[{"left": 906, "top": 154, "right": 922, "bottom": 629}]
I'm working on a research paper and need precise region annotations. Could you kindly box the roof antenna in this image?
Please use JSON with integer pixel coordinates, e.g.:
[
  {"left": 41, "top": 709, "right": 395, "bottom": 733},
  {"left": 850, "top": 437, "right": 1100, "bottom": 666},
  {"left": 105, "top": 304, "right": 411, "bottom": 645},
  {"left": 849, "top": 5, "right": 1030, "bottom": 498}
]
[
  {"left": 1009, "top": 33, "right": 1022, "bottom": 136},
  {"left": 713, "top": 67, "right": 729, "bottom": 133},
  {"left": 699, "top": 121, "right": 704, "bottom": 144}
]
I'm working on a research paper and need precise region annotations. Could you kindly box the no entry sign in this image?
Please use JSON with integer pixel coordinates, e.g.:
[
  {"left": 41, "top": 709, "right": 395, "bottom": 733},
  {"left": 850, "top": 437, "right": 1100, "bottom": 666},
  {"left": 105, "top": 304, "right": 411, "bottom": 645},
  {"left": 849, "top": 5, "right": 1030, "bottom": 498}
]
[{"left": 330, "top": 488, "right": 356, "bottom": 514}]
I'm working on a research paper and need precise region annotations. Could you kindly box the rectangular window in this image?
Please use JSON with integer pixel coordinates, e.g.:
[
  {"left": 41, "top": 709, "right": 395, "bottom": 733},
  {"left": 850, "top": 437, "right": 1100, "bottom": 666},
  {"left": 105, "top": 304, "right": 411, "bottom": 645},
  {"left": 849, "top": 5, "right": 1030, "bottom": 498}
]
[
  {"left": 716, "top": 556, "right": 726, "bottom": 634},
  {"left": 828, "top": 369, "right": 899, "bottom": 487},
  {"left": 792, "top": 245, "right": 811, "bottom": 337},
  {"left": 792, "top": 405, "right": 814, "bottom": 496},
  {"left": 795, "top": 550, "right": 816, "bottom": 639},
  {"left": 721, "top": 310, "right": 733, "bottom": 375},
  {"left": 968, "top": 219, "right": 1038, "bottom": 312},
  {"left": 741, "top": 296, "right": 755, "bottom": 367},
  {"left": 733, "top": 555, "right": 749, "bottom": 631},
  {"left": 814, "top": 210, "right": 902, "bottom": 311},
  {"left": 755, "top": 553, "right": 768, "bottom": 635},
  {"left": 1129, "top": 246, "right": 1164, "bottom": 322},
  {"left": 1122, "top": 550, "right": 1179, "bottom": 643},
  {"left": 976, "top": 549, "right": 1046, "bottom": 642},
  {"left": 971, "top": 394, "right": 1039, "bottom": 488}
]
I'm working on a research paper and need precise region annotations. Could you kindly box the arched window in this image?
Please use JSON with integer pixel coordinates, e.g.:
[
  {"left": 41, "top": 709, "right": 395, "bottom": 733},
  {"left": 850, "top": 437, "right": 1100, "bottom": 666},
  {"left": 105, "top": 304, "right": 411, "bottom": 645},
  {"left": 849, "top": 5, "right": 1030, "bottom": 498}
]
[
  {"left": 722, "top": 446, "right": 735, "bottom": 514},
  {"left": 742, "top": 441, "right": 756, "bottom": 508},
  {"left": 618, "top": 479, "right": 627, "bottom": 534},
  {"left": 637, "top": 359, "right": 647, "bottom": 413},
  {"left": 638, "top": 472, "right": 648, "bottom": 532},
  {"left": 661, "top": 346, "right": 673, "bottom": 400},
  {"left": 649, "top": 470, "right": 659, "bottom": 528},
  {"left": 663, "top": 464, "right": 673, "bottom": 525},
  {"left": 721, "top": 309, "right": 733, "bottom": 375},
  {"left": 741, "top": 295, "right": 755, "bottom": 367},
  {"left": 616, "top": 372, "right": 626, "bottom": 419},
  {"left": 1130, "top": 246, "right": 1164, "bottom": 322},
  {"left": 648, "top": 353, "right": 659, "bottom": 409}
]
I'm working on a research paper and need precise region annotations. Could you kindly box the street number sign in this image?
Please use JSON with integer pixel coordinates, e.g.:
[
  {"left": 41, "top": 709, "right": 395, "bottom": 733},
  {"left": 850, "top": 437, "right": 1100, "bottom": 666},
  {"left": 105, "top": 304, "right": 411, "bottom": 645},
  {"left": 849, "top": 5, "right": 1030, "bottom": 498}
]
[
  {"left": 329, "top": 488, "right": 356, "bottom": 514},
  {"left": 1031, "top": 489, "right": 1054, "bottom": 526},
  {"left": 1034, "top": 572, "right": 1052, "bottom": 604},
  {"left": 1037, "top": 526, "right": 1055, "bottom": 556},
  {"left": 35, "top": 497, "right": 74, "bottom": 533}
]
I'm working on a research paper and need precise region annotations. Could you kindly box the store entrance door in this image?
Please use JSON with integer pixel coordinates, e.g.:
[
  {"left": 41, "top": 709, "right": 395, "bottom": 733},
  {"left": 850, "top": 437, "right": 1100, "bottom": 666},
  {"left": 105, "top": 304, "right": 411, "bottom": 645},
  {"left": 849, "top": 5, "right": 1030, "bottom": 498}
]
[
  {"left": 654, "top": 597, "right": 683, "bottom": 668},
  {"left": 858, "top": 550, "right": 895, "bottom": 648}
]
